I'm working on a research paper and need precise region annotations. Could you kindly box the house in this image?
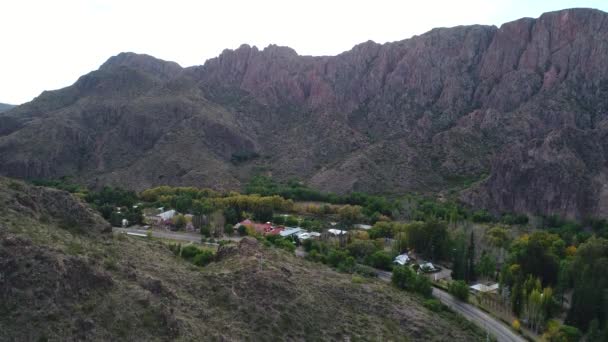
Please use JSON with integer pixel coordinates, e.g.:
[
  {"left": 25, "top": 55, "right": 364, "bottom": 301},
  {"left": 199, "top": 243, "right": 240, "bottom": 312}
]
[
  {"left": 236, "top": 219, "right": 284, "bottom": 235},
  {"left": 328, "top": 229, "right": 347, "bottom": 236},
  {"left": 297, "top": 231, "right": 321, "bottom": 240},
  {"left": 354, "top": 224, "right": 372, "bottom": 230},
  {"left": 280, "top": 227, "right": 304, "bottom": 238},
  {"left": 234, "top": 219, "right": 253, "bottom": 229},
  {"left": 419, "top": 262, "right": 437, "bottom": 273},
  {"left": 470, "top": 283, "right": 499, "bottom": 294},
  {"left": 266, "top": 227, "right": 284, "bottom": 235},
  {"left": 157, "top": 209, "right": 176, "bottom": 221},
  {"left": 394, "top": 253, "right": 410, "bottom": 265},
  {"left": 252, "top": 222, "right": 274, "bottom": 235}
]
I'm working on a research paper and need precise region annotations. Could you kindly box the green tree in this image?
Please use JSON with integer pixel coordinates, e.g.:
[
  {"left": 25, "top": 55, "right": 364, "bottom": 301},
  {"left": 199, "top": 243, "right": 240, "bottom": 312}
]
[
  {"left": 192, "top": 250, "right": 214, "bottom": 266},
  {"left": 347, "top": 240, "right": 379, "bottom": 261},
  {"left": 509, "top": 231, "right": 562, "bottom": 285},
  {"left": 180, "top": 245, "right": 201, "bottom": 259},
  {"left": 252, "top": 205, "right": 274, "bottom": 222},
  {"left": 486, "top": 226, "right": 511, "bottom": 263},
  {"left": 466, "top": 231, "right": 476, "bottom": 282},
  {"left": 338, "top": 205, "right": 363, "bottom": 226},
  {"left": 511, "top": 281, "right": 524, "bottom": 316},
  {"left": 284, "top": 216, "right": 299, "bottom": 227},
  {"left": 448, "top": 280, "right": 469, "bottom": 302},
  {"left": 392, "top": 265, "right": 416, "bottom": 290},
  {"left": 476, "top": 252, "right": 496, "bottom": 280},
  {"left": 414, "top": 275, "right": 433, "bottom": 298},
  {"left": 407, "top": 220, "right": 450, "bottom": 260},
  {"left": 366, "top": 251, "right": 393, "bottom": 271},
  {"left": 451, "top": 234, "right": 467, "bottom": 280},
  {"left": 210, "top": 210, "right": 225, "bottom": 237},
  {"left": 173, "top": 214, "right": 187, "bottom": 229},
  {"left": 565, "top": 237, "right": 608, "bottom": 331},
  {"left": 224, "top": 223, "right": 233, "bottom": 236},
  {"left": 174, "top": 195, "right": 193, "bottom": 213},
  {"left": 392, "top": 266, "right": 432, "bottom": 297},
  {"left": 200, "top": 224, "right": 211, "bottom": 237}
]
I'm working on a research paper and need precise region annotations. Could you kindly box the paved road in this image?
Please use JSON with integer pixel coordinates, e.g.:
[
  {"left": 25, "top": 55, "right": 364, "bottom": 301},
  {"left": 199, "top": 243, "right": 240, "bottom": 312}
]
[
  {"left": 112, "top": 227, "right": 242, "bottom": 245},
  {"left": 376, "top": 270, "right": 525, "bottom": 342}
]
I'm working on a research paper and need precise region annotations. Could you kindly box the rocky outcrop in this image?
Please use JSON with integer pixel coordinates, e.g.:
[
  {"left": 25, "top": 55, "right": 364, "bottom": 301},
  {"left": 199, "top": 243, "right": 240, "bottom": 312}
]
[
  {"left": 1, "top": 8, "right": 608, "bottom": 218},
  {"left": 0, "top": 178, "right": 110, "bottom": 234}
]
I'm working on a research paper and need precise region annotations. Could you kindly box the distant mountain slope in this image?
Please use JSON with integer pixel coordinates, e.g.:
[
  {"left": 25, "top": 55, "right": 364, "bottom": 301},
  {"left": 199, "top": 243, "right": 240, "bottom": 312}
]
[
  {"left": 0, "top": 177, "right": 483, "bottom": 341},
  {"left": 1, "top": 8, "right": 608, "bottom": 219},
  {"left": 0, "top": 103, "right": 14, "bottom": 113}
]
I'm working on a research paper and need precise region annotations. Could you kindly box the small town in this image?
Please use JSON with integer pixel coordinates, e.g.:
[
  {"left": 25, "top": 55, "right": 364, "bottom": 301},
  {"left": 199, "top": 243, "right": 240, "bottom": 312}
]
[{"left": 107, "top": 185, "right": 539, "bottom": 341}]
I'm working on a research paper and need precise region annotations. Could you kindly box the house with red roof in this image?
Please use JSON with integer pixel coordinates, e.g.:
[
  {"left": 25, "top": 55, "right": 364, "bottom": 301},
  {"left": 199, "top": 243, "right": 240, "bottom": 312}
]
[{"left": 235, "top": 219, "right": 284, "bottom": 236}]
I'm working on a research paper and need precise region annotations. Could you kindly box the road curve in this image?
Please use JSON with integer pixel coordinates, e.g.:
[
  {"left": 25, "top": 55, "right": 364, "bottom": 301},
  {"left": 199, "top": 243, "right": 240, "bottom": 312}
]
[{"left": 376, "top": 270, "right": 525, "bottom": 342}]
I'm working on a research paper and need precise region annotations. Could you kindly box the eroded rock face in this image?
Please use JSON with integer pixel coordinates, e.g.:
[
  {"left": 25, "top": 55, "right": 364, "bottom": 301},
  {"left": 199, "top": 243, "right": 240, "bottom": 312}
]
[
  {"left": 0, "top": 178, "right": 111, "bottom": 234},
  {"left": 1, "top": 8, "right": 608, "bottom": 218}
]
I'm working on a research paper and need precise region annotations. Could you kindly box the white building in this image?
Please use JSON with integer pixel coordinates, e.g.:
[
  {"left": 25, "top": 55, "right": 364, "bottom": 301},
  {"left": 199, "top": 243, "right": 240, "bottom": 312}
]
[
  {"left": 470, "top": 283, "right": 499, "bottom": 293},
  {"left": 157, "top": 209, "right": 176, "bottom": 221},
  {"left": 419, "top": 262, "right": 436, "bottom": 272},
  {"left": 354, "top": 224, "right": 372, "bottom": 230},
  {"left": 328, "top": 229, "right": 347, "bottom": 236},
  {"left": 394, "top": 253, "right": 410, "bottom": 265},
  {"left": 280, "top": 227, "right": 304, "bottom": 237},
  {"left": 297, "top": 231, "right": 321, "bottom": 240}
]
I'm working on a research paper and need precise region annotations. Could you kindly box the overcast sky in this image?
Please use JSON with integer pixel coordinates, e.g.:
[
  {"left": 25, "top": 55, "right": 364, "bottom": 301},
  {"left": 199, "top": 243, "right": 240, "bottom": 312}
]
[{"left": 1, "top": 0, "right": 607, "bottom": 104}]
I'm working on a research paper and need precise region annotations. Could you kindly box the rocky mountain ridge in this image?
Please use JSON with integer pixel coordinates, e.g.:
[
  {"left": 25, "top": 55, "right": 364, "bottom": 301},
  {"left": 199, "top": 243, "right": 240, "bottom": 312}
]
[
  {"left": 1, "top": 8, "right": 608, "bottom": 219},
  {"left": 0, "top": 103, "right": 14, "bottom": 113}
]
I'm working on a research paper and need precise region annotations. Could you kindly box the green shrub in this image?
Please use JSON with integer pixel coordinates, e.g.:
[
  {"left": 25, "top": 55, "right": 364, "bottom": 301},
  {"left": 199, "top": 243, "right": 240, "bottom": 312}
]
[
  {"left": 353, "top": 264, "right": 378, "bottom": 278},
  {"left": 306, "top": 250, "right": 324, "bottom": 263},
  {"left": 266, "top": 235, "right": 296, "bottom": 252},
  {"left": 471, "top": 210, "right": 494, "bottom": 223},
  {"left": 284, "top": 216, "right": 299, "bottom": 227},
  {"left": 448, "top": 280, "right": 469, "bottom": 302},
  {"left": 414, "top": 275, "right": 433, "bottom": 297},
  {"left": 423, "top": 299, "right": 443, "bottom": 312},
  {"left": 272, "top": 215, "right": 286, "bottom": 225},
  {"left": 192, "top": 250, "right": 214, "bottom": 266},
  {"left": 200, "top": 224, "right": 211, "bottom": 237},
  {"left": 366, "top": 251, "right": 394, "bottom": 271},
  {"left": 336, "top": 256, "right": 356, "bottom": 273},
  {"left": 392, "top": 266, "right": 415, "bottom": 289},
  {"left": 224, "top": 224, "right": 233, "bottom": 236},
  {"left": 168, "top": 243, "right": 182, "bottom": 256},
  {"left": 327, "top": 249, "right": 351, "bottom": 268},
  {"left": 180, "top": 245, "right": 201, "bottom": 259},
  {"left": 392, "top": 266, "right": 432, "bottom": 297}
]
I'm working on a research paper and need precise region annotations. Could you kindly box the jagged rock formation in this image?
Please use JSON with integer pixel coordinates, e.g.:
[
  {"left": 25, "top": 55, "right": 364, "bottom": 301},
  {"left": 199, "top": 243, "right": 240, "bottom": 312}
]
[{"left": 1, "top": 8, "right": 608, "bottom": 219}]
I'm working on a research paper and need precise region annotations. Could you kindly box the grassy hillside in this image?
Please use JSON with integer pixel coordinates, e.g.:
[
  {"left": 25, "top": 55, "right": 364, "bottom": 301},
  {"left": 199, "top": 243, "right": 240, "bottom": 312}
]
[{"left": 0, "top": 177, "right": 484, "bottom": 341}]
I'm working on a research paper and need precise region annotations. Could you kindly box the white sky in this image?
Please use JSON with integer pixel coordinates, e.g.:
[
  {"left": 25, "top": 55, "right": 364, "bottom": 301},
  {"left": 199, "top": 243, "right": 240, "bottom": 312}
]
[{"left": 1, "top": 0, "right": 607, "bottom": 104}]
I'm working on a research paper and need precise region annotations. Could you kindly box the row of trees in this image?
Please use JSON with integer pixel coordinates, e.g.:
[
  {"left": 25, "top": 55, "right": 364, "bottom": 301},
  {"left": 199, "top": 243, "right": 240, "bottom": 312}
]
[
  {"left": 495, "top": 228, "right": 608, "bottom": 337},
  {"left": 367, "top": 220, "right": 450, "bottom": 261}
]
